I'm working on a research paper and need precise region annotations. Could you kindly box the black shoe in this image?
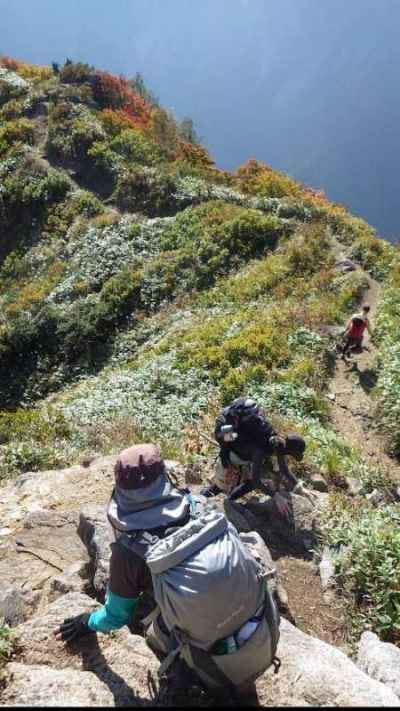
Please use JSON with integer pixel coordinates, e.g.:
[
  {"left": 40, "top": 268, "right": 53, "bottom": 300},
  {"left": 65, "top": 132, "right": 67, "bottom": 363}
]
[{"left": 200, "top": 484, "right": 222, "bottom": 498}]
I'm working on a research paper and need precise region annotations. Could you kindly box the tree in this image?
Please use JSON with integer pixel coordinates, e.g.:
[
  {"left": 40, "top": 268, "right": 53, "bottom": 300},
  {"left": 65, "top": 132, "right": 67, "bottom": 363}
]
[
  {"left": 128, "top": 72, "right": 158, "bottom": 106},
  {"left": 179, "top": 117, "right": 199, "bottom": 144},
  {"left": 52, "top": 62, "right": 60, "bottom": 75}
]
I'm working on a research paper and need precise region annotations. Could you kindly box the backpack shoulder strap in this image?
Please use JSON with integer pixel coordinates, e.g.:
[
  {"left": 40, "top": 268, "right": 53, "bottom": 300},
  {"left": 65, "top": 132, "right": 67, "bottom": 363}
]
[{"left": 118, "top": 530, "right": 159, "bottom": 559}]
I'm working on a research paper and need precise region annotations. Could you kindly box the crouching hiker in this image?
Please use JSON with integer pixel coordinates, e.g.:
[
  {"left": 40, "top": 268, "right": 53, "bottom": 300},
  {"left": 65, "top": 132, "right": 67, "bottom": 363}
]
[
  {"left": 201, "top": 397, "right": 315, "bottom": 514},
  {"left": 55, "top": 443, "right": 281, "bottom": 696},
  {"left": 341, "top": 304, "right": 371, "bottom": 359}
]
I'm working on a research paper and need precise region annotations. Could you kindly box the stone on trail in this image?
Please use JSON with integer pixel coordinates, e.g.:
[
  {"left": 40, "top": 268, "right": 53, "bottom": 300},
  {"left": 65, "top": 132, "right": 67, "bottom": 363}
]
[
  {"left": 319, "top": 546, "right": 336, "bottom": 591},
  {"left": 246, "top": 492, "right": 320, "bottom": 555},
  {"left": 309, "top": 472, "right": 329, "bottom": 493},
  {"left": 357, "top": 631, "right": 400, "bottom": 699},
  {"left": 16, "top": 592, "right": 160, "bottom": 706},
  {"left": 346, "top": 477, "right": 364, "bottom": 497},
  {"left": 2, "top": 663, "right": 114, "bottom": 707},
  {"left": 256, "top": 618, "right": 400, "bottom": 707}
]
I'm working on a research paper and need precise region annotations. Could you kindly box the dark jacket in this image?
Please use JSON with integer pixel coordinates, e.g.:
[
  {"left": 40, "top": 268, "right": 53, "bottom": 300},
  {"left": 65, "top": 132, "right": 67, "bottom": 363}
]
[{"left": 214, "top": 406, "right": 298, "bottom": 500}]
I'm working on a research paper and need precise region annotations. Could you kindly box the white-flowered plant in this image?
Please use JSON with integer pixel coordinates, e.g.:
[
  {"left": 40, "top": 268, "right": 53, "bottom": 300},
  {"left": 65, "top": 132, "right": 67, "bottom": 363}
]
[
  {"left": 0, "top": 68, "right": 29, "bottom": 94},
  {"left": 59, "top": 351, "right": 214, "bottom": 444},
  {"left": 46, "top": 216, "right": 174, "bottom": 304},
  {"left": 174, "top": 176, "right": 320, "bottom": 222}
]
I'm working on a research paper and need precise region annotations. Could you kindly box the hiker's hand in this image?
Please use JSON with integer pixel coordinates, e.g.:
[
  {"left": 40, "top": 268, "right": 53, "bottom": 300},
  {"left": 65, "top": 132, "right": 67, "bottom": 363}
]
[
  {"left": 273, "top": 492, "right": 290, "bottom": 518},
  {"left": 54, "top": 613, "right": 93, "bottom": 643}
]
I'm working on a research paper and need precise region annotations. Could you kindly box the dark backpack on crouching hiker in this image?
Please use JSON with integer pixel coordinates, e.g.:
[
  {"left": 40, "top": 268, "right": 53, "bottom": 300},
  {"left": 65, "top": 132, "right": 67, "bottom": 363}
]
[{"left": 118, "top": 497, "right": 280, "bottom": 691}]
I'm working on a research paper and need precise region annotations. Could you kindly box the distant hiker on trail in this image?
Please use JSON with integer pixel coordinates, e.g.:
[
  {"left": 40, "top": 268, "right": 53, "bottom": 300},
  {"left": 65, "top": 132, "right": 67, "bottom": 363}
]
[
  {"left": 55, "top": 443, "right": 280, "bottom": 696},
  {"left": 341, "top": 304, "right": 371, "bottom": 359},
  {"left": 200, "top": 397, "right": 314, "bottom": 515}
]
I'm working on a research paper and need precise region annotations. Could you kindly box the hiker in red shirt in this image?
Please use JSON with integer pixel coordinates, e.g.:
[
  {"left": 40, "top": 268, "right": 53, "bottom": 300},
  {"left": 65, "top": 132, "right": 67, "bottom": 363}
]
[{"left": 341, "top": 305, "right": 371, "bottom": 359}]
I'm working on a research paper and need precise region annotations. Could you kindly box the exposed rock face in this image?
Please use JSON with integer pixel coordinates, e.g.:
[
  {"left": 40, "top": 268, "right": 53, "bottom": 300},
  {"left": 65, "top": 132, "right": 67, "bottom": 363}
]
[
  {"left": 2, "top": 663, "right": 114, "bottom": 707},
  {"left": 1, "top": 456, "right": 400, "bottom": 707},
  {"left": 16, "top": 592, "right": 160, "bottom": 706},
  {"left": 0, "top": 586, "right": 40, "bottom": 627},
  {"left": 357, "top": 631, "right": 400, "bottom": 699},
  {"left": 256, "top": 619, "right": 400, "bottom": 707},
  {"left": 0, "top": 509, "right": 89, "bottom": 622},
  {"left": 309, "top": 472, "right": 329, "bottom": 493},
  {"left": 49, "top": 560, "right": 90, "bottom": 598},
  {"left": 246, "top": 492, "right": 320, "bottom": 555},
  {"left": 78, "top": 506, "right": 114, "bottom": 599}
]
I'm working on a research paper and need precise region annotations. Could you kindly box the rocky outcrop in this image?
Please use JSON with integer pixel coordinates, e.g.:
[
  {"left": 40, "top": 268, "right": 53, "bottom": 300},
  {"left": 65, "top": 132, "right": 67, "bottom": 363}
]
[
  {"left": 78, "top": 506, "right": 114, "bottom": 599},
  {"left": 2, "top": 663, "right": 114, "bottom": 707},
  {"left": 15, "top": 592, "right": 160, "bottom": 706},
  {"left": 8, "top": 591, "right": 400, "bottom": 707},
  {"left": 0, "top": 510, "right": 89, "bottom": 624},
  {"left": 1, "top": 455, "right": 400, "bottom": 707},
  {"left": 256, "top": 618, "right": 400, "bottom": 707},
  {"left": 246, "top": 492, "right": 320, "bottom": 555},
  {"left": 357, "top": 631, "right": 400, "bottom": 699}
]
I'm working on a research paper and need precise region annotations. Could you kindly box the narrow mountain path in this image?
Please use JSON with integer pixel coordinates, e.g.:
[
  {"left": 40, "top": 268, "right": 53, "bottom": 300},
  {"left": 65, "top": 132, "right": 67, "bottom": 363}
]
[{"left": 329, "top": 273, "right": 400, "bottom": 484}]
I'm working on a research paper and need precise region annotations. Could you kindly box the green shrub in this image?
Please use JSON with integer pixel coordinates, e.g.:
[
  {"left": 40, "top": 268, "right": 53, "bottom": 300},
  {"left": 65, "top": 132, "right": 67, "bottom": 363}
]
[
  {"left": 57, "top": 268, "right": 143, "bottom": 361},
  {"left": 374, "top": 258, "right": 400, "bottom": 454},
  {"left": 113, "top": 166, "right": 178, "bottom": 216},
  {"left": 59, "top": 61, "right": 93, "bottom": 85},
  {"left": 0, "top": 622, "right": 15, "bottom": 665},
  {"left": 0, "top": 118, "right": 35, "bottom": 155},
  {"left": 110, "top": 128, "right": 160, "bottom": 165},
  {"left": 322, "top": 498, "right": 400, "bottom": 642}
]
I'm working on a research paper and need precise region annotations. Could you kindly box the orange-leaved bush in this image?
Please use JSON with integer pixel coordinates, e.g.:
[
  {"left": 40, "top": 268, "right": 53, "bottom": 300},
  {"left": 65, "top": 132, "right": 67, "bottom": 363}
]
[{"left": 92, "top": 71, "right": 152, "bottom": 129}]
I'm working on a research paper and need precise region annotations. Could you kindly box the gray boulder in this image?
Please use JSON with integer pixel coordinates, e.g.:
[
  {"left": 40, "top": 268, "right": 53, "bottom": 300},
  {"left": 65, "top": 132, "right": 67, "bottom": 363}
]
[
  {"left": 309, "top": 472, "right": 329, "bottom": 493},
  {"left": 346, "top": 477, "right": 364, "bottom": 496},
  {"left": 78, "top": 506, "right": 114, "bottom": 599},
  {"left": 2, "top": 663, "right": 114, "bottom": 707},
  {"left": 357, "top": 631, "right": 400, "bottom": 698},
  {"left": 15, "top": 592, "right": 160, "bottom": 706},
  {"left": 246, "top": 492, "right": 320, "bottom": 555},
  {"left": 0, "top": 510, "right": 89, "bottom": 622},
  {"left": 335, "top": 258, "right": 357, "bottom": 272},
  {"left": 256, "top": 618, "right": 400, "bottom": 706},
  {"left": 0, "top": 586, "right": 40, "bottom": 627},
  {"left": 49, "top": 560, "right": 90, "bottom": 598}
]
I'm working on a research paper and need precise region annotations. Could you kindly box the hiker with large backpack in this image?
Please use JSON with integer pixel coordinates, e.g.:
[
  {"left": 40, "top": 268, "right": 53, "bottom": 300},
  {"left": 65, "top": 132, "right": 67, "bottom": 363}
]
[
  {"left": 54, "top": 443, "right": 280, "bottom": 695},
  {"left": 200, "top": 397, "right": 314, "bottom": 514},
  {"left": 341, "top": 304, "right": 371, "bottom": 359}
]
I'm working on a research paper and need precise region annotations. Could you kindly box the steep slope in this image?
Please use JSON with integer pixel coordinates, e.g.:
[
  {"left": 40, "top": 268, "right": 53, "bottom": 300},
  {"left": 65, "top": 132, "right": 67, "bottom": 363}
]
[{"left": 1, "top": 56, "right": 400, "bottom": 704}]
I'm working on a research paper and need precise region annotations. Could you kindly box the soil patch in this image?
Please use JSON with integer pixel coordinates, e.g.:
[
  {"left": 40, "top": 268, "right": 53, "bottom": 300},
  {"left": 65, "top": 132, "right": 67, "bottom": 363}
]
[{"left": 278, "top": 557, "right": 349, "bottom": 649}]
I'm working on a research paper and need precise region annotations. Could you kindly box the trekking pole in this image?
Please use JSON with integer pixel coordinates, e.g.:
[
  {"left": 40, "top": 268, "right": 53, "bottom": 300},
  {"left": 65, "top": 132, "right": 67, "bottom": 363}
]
[{"left": 199, "top": 431, "right": 219, "bottom": 447}]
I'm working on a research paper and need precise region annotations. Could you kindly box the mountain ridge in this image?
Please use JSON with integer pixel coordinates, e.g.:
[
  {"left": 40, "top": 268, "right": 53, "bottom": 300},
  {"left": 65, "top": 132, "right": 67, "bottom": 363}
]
[{"left": 1, "top": 56, "right": 400, "bottom": 705}]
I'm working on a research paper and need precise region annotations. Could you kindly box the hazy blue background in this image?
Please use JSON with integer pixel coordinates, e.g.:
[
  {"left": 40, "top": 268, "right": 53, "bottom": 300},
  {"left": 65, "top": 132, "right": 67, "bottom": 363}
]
[{"left": 1, "top": 0, "right": 400, "bottom": 240}]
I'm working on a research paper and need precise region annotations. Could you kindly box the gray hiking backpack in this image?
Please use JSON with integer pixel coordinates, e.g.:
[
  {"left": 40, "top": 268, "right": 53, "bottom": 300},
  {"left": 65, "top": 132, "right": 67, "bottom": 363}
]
[{"left": 119, "top": 495, "right": 280, "bottom": 689}]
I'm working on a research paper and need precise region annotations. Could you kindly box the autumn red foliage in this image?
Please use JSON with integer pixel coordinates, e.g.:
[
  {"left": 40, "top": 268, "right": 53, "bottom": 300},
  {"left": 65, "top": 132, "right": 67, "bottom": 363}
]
[
  {"left": 176, "top": 141, "right": 215, "bottom": 169},
  {"left": 99, "top": 108, "right": 139, "bottom": 135},
  {"left": 0, "top": 56, "right": 20, "bottom": 71},
  {"left": 92, "top": 71, "right": 152, "bottom": 130}
]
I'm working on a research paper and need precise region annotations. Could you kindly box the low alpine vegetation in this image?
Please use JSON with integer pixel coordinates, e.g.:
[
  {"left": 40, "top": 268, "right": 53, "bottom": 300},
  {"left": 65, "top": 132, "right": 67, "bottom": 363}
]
[{"left": 1, "top": 55, "right": 400, "bottom": 647}]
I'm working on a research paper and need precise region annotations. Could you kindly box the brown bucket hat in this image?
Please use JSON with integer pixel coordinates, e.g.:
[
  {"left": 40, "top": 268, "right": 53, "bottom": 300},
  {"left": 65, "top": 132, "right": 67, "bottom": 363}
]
[
  {"left": 115, "top": 443, "right": 165, "bottom": 490},
  {"left": 107, "top": 443, "right": 189, "bottom": 532}
]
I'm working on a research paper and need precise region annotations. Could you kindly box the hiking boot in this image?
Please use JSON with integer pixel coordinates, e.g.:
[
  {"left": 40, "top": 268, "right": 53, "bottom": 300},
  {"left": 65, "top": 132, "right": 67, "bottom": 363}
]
[{"left": 200, "top": 484, "right": 223, "bottom": 498}]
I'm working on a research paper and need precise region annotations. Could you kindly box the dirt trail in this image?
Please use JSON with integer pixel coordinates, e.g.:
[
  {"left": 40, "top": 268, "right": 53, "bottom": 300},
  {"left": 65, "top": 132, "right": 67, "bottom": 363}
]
[{"left": 329, "top": 273, "right": 400, "bottom": 484}]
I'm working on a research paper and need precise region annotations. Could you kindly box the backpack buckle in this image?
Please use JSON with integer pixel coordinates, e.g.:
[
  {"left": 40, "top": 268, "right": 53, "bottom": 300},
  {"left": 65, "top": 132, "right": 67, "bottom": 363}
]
[{"left": 272, "top": 656, "right": 281, "bottom": 674}]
